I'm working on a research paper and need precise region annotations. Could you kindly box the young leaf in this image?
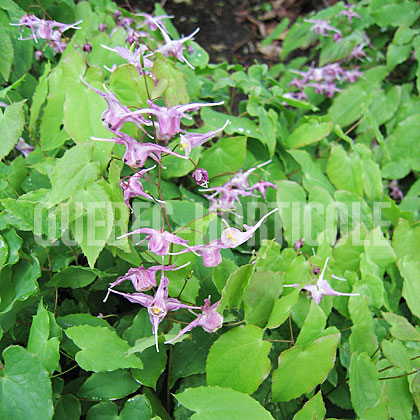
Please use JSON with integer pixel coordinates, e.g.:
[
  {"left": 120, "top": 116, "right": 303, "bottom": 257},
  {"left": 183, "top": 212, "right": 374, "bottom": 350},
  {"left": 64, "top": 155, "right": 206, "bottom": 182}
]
[{"left": 0, "top": 101, "right": 25, "bottom": 161}]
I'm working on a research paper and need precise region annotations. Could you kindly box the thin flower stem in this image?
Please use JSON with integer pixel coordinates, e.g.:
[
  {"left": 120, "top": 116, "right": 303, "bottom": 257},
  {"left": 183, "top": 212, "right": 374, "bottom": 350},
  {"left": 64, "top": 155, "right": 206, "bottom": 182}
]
[
  {"left": 289, "top": 315, "right": 294, "bottom": 345},
  {"left": 379, "top": 370, "right": 417, "bottom": 381},
  {"left": 267, "top": 339, "right": 293, "bottom": 343},
  {"left": 50, "top": 364, "right": 78, "bottom": 378}
]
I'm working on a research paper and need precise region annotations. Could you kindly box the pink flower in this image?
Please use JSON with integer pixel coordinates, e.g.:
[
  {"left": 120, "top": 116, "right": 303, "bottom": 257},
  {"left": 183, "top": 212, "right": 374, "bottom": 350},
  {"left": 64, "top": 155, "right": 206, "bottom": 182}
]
[
  {"left": 15, "top": 138, "right": 34, "bottom": 158},
  {"left": 132, "top": 100, "right": 224, "bottom": 141},
  {"left": 118, "top": 228, "right": 192, "bottom": 256},
  {"left": 92, "top": 133, "right": 189, "bottom": 169},
  {"left": 339, "top": 5, "right": 360, "bottom": 23},
  {"left": 192, "top": 168, "right": 209, "bottom": 188},
  {"left": 80, "top": 77, "right": 152, "bottom": 134},
  {"left": 249, "top": 180, "right": 278, "bottom": 199},
  {"left": 304, "top": 18, "right": 341, "bottom": 37},
  {"left": 107, "top": 262, "right": 190, "bottom": 292},
  {"left": 109, "top": 276, "right": 199, "bottom": 351},
  {"left": 165, "top": 297, "right": 223, "bottom": 344},
  {"left": 285, "top": 257, "right": 360, "bottom": 304},
  {"left": 120, "top": 166, "right": 160, "bottom": 208},
  {"left": 137, "top": 13, "right": 173, "bottom": 31},
  {"left": 179, "top": 120, "right": 230, "bottom": 157}
]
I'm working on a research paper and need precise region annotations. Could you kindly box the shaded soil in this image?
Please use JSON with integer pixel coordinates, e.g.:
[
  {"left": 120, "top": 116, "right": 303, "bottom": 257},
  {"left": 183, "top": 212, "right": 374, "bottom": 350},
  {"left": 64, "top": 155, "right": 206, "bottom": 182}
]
[{"left": 121, "top": 0, "right": 338, "bottom": 66}]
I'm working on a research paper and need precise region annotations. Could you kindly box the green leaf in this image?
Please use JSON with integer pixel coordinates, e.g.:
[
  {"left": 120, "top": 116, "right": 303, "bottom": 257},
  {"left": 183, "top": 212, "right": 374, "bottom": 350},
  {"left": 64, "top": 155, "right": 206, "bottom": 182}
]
[
  {"left": 212, "top": 258, "right": 238, "bottom": 292},
  {"left": 0, "top": 75, "right": 25, "bottom": 100},
  {"left": 119, "top": 395, "right": 152, "bottom": 420},
  {"left": 399, "top": 256, "right": 420, "bottom": 319},
  {"left": 70, "top": 182, "right": 114, "bottom": 268},
  {"left": 349, "top": 352, "right": 382, "bottom": 417},
  {"left": 319, "top": 38, "right": 355, "bottom": 66},
  {"left": 27, "top": 301, "right": 60, "bottom": 375},
  {"left": 86, "top": 402, "right": 118, "bottom": 419},
  {"left": 0, "top": 101, "right": 25, "bottom": 160},
  {"left": 64, "top": 82, "right": 111, "bottom": 143},
  {"left": 198, "top": 136, "right": 246, "bottom": 180},
  {"left": 383, "top": 367, "right": 413, "bottom": 420},
  {"left": 288, "top": 149, "right": 335, "bottom": 195},
  {"left": 184, "top": 41, "right": 209, "bottom": 68},
  {"left": 292, "top": 392, "right": 326, "bottom": 420},
  {"left": 0, "top": 257, "right": 41, "bottom": 315},
  {"left": 382, "top": 311, "right": 420, "bottom": 342},
  {"left": 371, "top": 1, "right": 420, "bottom": 27},
  {"left": 295, "top": 301, "right": 327, "bottom": 348},
  {"left": 29, "top": 61, "right": 51, "bottom": 132},
  {"left": 49, "top": 143, "right": 100, "bottom": 205},
  {"left": 327, "top": 144, "right": 363, "bottom": 196},
  {"left": 48, "top": 266, "right": 111, "bottom": 288},
  {"left": 206, "top": 325, "right": 271, "bottom": 394},
  {"left": 219, "top": 265, "right": 252, "bottom": 310},
  {"left": 386, "top": 43, "right": 412, "bottom": 71},
  {"left": 175, "top": 386, "right": 275, "bottom": 420},
  {"left": 65, "top": 325, "right": 143, "bottom": 372},
  {"left": 266, "top": 289, "right": 300, "bottom": 329},
  {"left": 110, "top": 64, "right": 154, "bottom": 107},
  {"left": 0, "top": 24, "right": 13, "bottom": 81},
  {"left": 362, "top": 157, "right": 383, "bottom": 201},
  {"left": 272, "top": 334, "right": 339, "bottom": 401},
  {"left": 0, "top": 234, "right": 8, "bottom": 268},
  {"left": 153, "top": 56, "right": 189, "bottom": 106},
  {"left": 78, "top": 370, "right": 140, "bottom": 400},
  {"left": 392, "top": 219, "right": 420, "bottom": 261},
  {"left": 285, "top": 121, "right": 332, "bottom": 149},
  {"left": 364, "top": 227, "right": 396, "bottom": 270},
  {"left": 0, "top": 346, "right": 53, "bottom": 420},
  {"left": 243, "top": 271, "right": 283, "bottom": 327},
  {"left": 54, "top": 394, "right": 81, "bottom": 420},
  {"left": 412, "top": 372, "right": 420, "bottom": 413},
  {"left": 381, "top": 340, "right": 411, "bottom": 372}
]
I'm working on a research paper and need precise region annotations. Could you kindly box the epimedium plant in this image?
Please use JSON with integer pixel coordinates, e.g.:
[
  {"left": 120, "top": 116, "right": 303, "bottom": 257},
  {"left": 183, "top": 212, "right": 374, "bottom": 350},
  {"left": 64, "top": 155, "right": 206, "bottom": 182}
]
[{"left": 1, "top": 0, "right": 420, "bottom": 419}]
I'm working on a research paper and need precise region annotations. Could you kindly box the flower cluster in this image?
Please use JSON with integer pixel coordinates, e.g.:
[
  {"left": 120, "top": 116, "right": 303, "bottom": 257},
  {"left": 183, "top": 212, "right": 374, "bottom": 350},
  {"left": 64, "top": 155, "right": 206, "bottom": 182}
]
[
  {"left": 289, "top": 4, "right": 364, "bottom": 100},
  {"left": 11, "top": 14, "right": 82, "bottom": 54}
]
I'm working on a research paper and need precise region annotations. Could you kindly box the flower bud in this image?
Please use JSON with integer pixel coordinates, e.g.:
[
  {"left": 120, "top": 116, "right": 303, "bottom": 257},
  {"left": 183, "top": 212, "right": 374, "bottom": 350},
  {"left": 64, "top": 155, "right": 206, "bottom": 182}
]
[
  {"left": 98, "top": 23, "right": 108, "bottom": 32},
  {"left": 82, "top": 43, "right": 92, "bottom": 53},
  {"left": 35, "top": 50, "right": 43, "bottom": 61},
  {"left": 192, "top": 168, "right": 209, "bottom": 187},
  {"left": 293, "top": 238, "right": 305, "bottom": 252},
  {"left": 113, "top": 10, "right": 122, "bottom": 19}
]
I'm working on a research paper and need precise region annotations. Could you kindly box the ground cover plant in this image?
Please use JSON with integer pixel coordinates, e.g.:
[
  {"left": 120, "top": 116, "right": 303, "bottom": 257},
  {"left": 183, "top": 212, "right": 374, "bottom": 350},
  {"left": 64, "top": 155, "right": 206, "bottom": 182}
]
[{"left": 1, "top": 0, "right": 420, "bottom": 418}]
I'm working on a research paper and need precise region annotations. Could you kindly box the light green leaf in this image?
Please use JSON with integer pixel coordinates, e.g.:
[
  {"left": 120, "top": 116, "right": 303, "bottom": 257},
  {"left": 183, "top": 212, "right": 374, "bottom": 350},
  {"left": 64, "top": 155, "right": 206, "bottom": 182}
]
[
  {"left": 382, "top": 311, "right": 420, "bottom": 342},
  {"left": 349, "top": 352, "right": 382, "bottom": 417},
  {"left": 327, "top": 144, "right": 364, "bottom": 196},
  {"left": 295, "top": 301, "right": 327, "bottom": 348},
  {"left": 243, "top": 271, "right": 283, "bottom": 327},
  {"left": 0, "top": 346, "right": 53, "bottom": 420},
  {"left": 0, "top": 24, "right": 13, "bottom": 81},
  {"left": 219, "top": 265, "right": 252, "bottom": 311},
  {"left": 399, "top": 256, "right": 420, "bottom": 319},
  {"left": 381, "top": 340, "right": 411, "bottom": 372},
  {"left": 371, "top": 1, "right": 420, "bottom": 27},
  {"left": 293, "top": 392, "right": 326, "bottom": 420},
  {"left": 65, "top": 325, "right": 143, "bottom": 372},
  {"left": 364, "top": 227, "right": 396, "bottom": 269},
  {"left": 206, "top": 325, "right": 271, "bottom": 394},
  {"left": 29, "top": 61, "right": 51, "bottom": 132},
  {"left": 49, "top": 143, "right": 100, "bottom": 205},
  {"left": 0, "top": 101, "right": 25, "bottom": 160},
  {"left": 272, "top": 334, "right": 339, "bottom": 401},
  {"left": 78, "top": 370, "right": 140, "bottom": 400},
  {"left": 27, "top": 301, "right": 60, "bottom": 375},
  {"left": 175, "top": 386, "right": 275, "bottom": 420},
  {"left": 386, "top": 43, "right": 412, "bottom": 71},
  {"left": 198, "top": 136, "right": 246, "bottom": 180},
  {"left": 266, "top": 289, "right": 300, "bottom": 329},
  {"left": 285, "top": 121, "right": 332, "bottom": 149},
  {"left": 70, "top": 182, "right": 114, "bottom": 268}
]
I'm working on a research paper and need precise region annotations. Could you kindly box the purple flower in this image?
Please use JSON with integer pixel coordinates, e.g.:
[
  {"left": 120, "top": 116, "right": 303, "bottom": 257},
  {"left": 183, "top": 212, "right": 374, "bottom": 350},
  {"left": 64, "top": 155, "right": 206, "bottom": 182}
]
[
  {"left": 133, "top": 100, "right": 224, "bottom": 141},
  {"left": 98, "top": 23, "right": 108, "bottom": 32},
  {"left": 224, "top": 160, "right": 271, "bottom": 190},
  {"left": 342, "top": 68, "right": 363, "bottom": 83},
  {"left": 173, "top": 208, "right": 278, "bottom": 267},
  {"left": 249, "top": 180, "right": 278, "bottom": 199},
  {"left": 82, "top": 43, "right": 92, "bottom": 53},
  {"left": 107, "top": 262, "right": 190, "bottom": 292},
  {"left": 339, "top": 5, "right": 360, "bottom": 23},
  {"left": 285, "top": 257, "right": 360, "bottom": 304},
  {"left": 109, "top": 276, "right": 199, "bottom": 351},
  {"left": 80, "top": 77, "right": 152, "bottom": 134},
  {"left": 137, "top": 13, "right": 174, "bottom": 31},
  {"left": 220, "top": 208, "right": 278, "bottom": 248},
  {"left": 165, "top": 298, "right": 223, "bottom": 344},
  {"left": 101, "top": 44, "right": 153, "bottom": 75},
  {"left": 119, "top": 228, "right": 193, "bottom": 256},
  {"left": 179, "top": 120, "right": 230, "bottom": 157},
  {"left": 150, "top": 25, "right": 200, "bottom": 69},
  {"left": 15, "top": 137, "right": 34, "bottom": 158},
  {"left": 349, "top": 44, "right": 369, "bottom": 61},
  {"left": 92, "top": 133, "right": 189, "bottom": 169},
  {"left": 121, "top": 166, "right": 160, "bottom": 208},
  {"left": 192, "top": 168, "right": 209, "bottom": 188},
  {"left": 304, "top": 18, "right": 341, "bottom": 37},
  {"left": 200, "top": 186, "right": 253, "bottom": 211},
  {"left": 333, "top": 32, "right": 343, "bottom": 43},
  {"left": 388, "top": 180, "right": 403, "bottom": 201},
  {"left": 35, "top": 50, "right": 43, "bottom": 61}
]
